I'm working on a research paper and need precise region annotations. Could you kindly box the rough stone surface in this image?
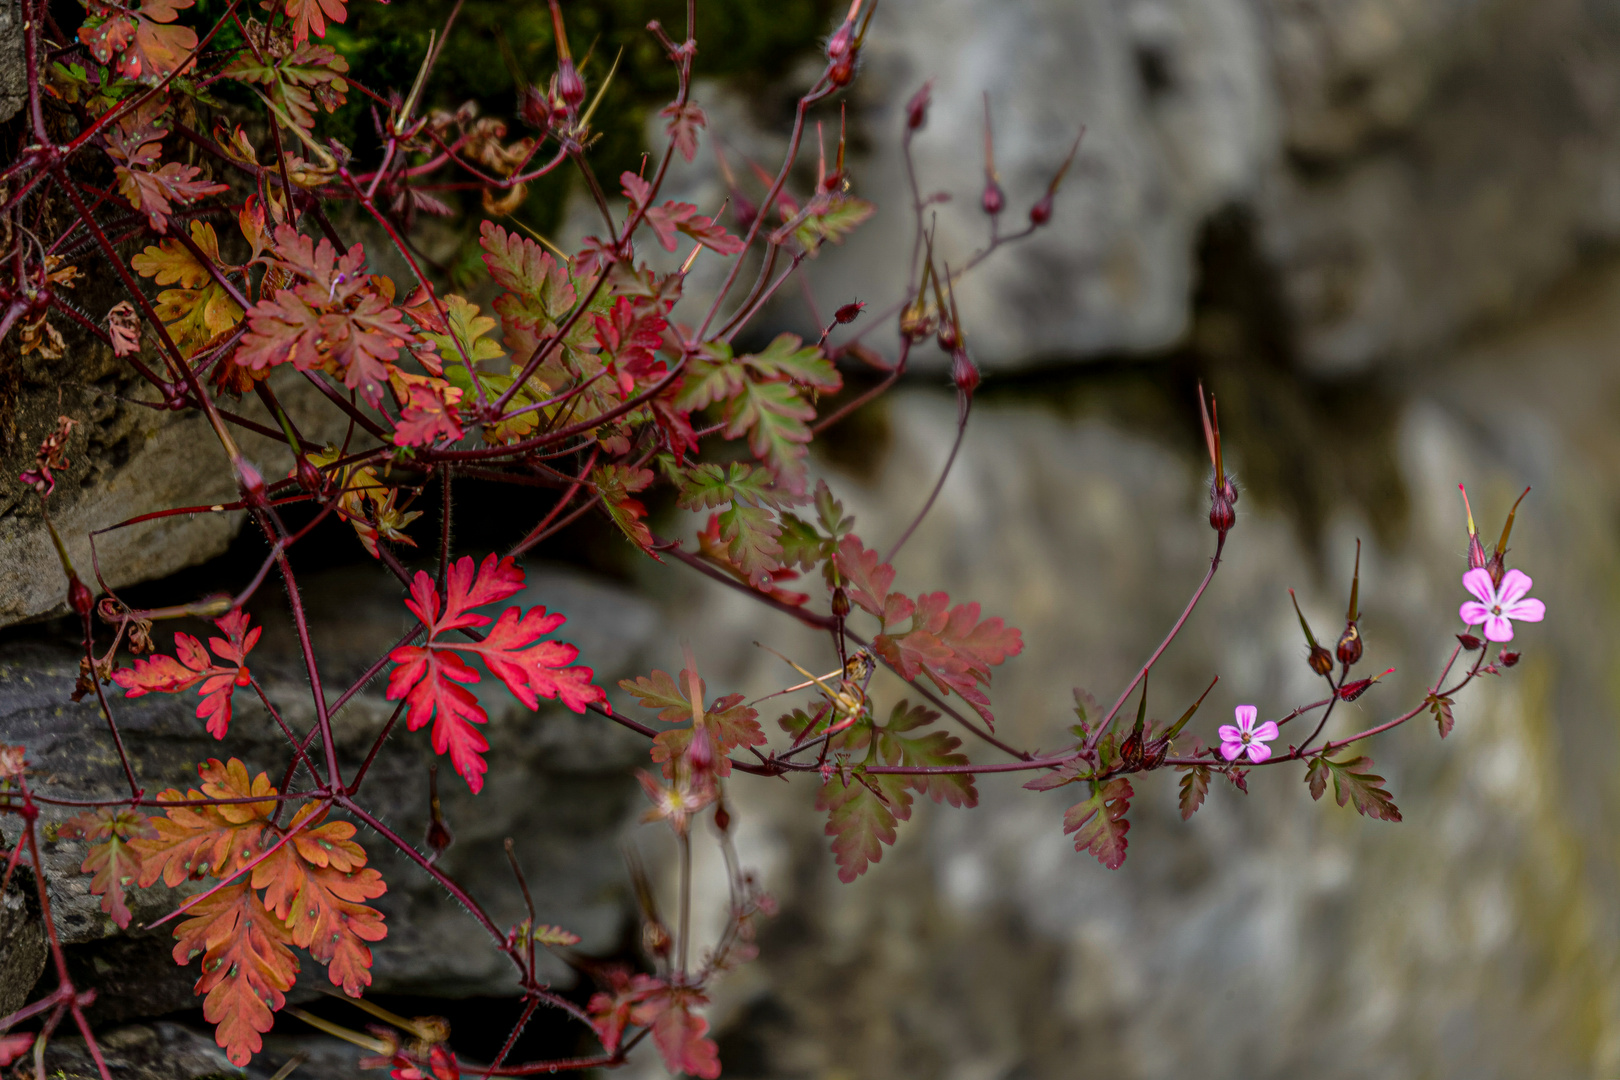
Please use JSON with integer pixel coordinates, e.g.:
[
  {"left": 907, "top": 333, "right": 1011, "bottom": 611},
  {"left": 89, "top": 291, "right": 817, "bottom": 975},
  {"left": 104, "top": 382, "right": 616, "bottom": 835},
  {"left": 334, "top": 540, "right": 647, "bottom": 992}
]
[
  {"left": 640, "top": 0, "right": 1620, "bottom": 375},
  {"left": 610, "top": 261, "right": 1620, "bottom": 1077},
  {"left": 0, "top": 563, "right": 657, "bottom": 1012},
  {"left": 0, "top": 867, "right": 46, "bottom": 1018},
  {"left": 0, "top": 0, "right": 23, "bottom": 125}
]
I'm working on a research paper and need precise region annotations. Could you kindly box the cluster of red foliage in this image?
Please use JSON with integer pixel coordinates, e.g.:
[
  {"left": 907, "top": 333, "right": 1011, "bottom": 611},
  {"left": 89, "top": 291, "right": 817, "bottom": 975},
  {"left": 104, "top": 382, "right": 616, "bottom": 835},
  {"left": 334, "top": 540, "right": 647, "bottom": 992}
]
[{"left": 0, "top": 0, "right": 1539, "bottom": 1074}]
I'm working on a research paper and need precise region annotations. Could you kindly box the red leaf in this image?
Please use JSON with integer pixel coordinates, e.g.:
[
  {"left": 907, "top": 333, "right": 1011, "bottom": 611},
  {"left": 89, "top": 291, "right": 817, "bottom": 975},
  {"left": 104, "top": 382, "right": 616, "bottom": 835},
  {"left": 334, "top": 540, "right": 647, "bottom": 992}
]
[
  {"left": 876, "top": 591, "right": 1022, "bottom": 729},
  {"left": 643, "top": 994, "right": 721, "bottom": 1080},
  {"left": 0, "top": 1034, "right": 33, "bottom": 1066},
  {"left": 172, "top": 883, "right": 298, "bottom": 1066},
  {"left": 61, "top": 808, "right": 155, "bottom": 929},
  {"left": 593, "top": 295, "right": 668, "bottom": 395},
  {"left": 391, "top": 372, "right": 465, "bottom": 447},
  {"left": 818, "top": 768, "right": 912, "bottom": 882},
  {"left": 284, "top": 0, "right": 347, "bottom": 43},
  {"left": 831, "top": 534, "right": 895, "bottom": 618},
  {"left": 661, "top": 102, "right": 707, "bottom": 162},
  {"left": 387, "top": 555, "right": 604, "bottom": 792},
  {"left": 106, "top": 300, "right": 142, "bottom": 356},
  {"left": 594, "top": 464, "right": 656, "bottom": 554},
  {"left": 112, "top": 610, "right": 259, "bottom": 739},
  {"left": 1064, "top": 778, "right": 1132, "bottom": 869},
  {"left": 116, "top": 160, "right": 228, "bottom": 233},
  {"left": 255, "top": 805, "right": 387, "bottom": 996}
]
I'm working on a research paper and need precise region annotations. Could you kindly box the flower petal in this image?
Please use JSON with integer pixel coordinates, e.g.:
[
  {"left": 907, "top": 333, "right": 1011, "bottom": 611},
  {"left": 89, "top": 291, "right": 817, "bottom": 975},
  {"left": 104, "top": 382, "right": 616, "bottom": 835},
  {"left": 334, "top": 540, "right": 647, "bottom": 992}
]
[
  {"left": 1234, "top": 704, "right": 1258, "bottom": 733},
  {"left": 1218, "top": 725, "right": 1242, "bottom": 744},
  {"left": 1483, "top": 614, "right": 1514, "bottom": 642},
  {"left": 1245, "top": 742, "right": 1272, "bottom": 764},
  {"left": 1503, "top": 598, "right": 1544, "bottom": 624},
  {"left": 1497, "top": 569, "right": 1533, "bottom": 607},
  {"left": 1462, "top": 567, "right": 1496, "bottom": 606},
  {"left": 1252, "top": 721, "right": 1280, "bottom": 743},
  {"left": 1459, "top": 601, "right": 1492, "bottom": 625},
  {"left": 1220, "top": 740, "right": 1245, "bottom": 762}
]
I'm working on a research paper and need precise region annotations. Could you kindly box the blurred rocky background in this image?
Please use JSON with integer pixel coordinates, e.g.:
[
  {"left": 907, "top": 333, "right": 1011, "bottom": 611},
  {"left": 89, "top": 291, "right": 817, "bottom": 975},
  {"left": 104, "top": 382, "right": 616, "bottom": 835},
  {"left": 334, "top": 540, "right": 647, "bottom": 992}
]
[{"left": 5, "top": 0, "right": 1620, "bottom": 1076}]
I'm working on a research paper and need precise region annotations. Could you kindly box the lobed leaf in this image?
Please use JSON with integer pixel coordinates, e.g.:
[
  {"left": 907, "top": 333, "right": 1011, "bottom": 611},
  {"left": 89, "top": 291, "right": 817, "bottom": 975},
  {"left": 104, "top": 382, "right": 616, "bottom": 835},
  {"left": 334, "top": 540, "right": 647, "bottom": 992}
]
[
  {"left": 1064, "top": 777, "right": 1132, "bottom": 869},
  {"left": 1177, "top": 765, "right": 1210, "bottom": 820}
]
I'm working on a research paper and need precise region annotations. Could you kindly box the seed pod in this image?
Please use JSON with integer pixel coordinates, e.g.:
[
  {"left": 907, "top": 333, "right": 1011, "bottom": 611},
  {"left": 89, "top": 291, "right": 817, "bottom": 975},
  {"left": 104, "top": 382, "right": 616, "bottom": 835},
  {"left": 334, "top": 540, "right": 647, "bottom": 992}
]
[
  {"left": 834, "top": 301, "right": 865, "bottom": 325},
  {"left": 950, "top": 347, "right": 981, "bottom": 396},
  {"left": 982, "top": 178, "right": 1005, "bottom": 217},
  {"left": 1499, "top": 651, "right": 1520, "bottom": 668},
  {"left": 714, "top": 797, "right": 732, "bottom": 834},
  {"left": 1456, "top": 633, "right": 1482, "bottom": 651},
  {"left": 831, "top": 586, "right": 852, "bottom": 619},
  {"left": 1336, "top": 623, "right": 1363, "bottom": 666},
  {"left": 1029, "top": 192, "right": 1054, "bottom": 226},
  {"left": 1308, "top": 644, "right": 1334, "bottom": 676},
  {"left": 519, "top": 85, "right": 552, "bottom": 132},
  {"left": 1338, "top": 677, "right": 1374, "bottom": 702},
  {"left": 68, "top": 576, "right": 93, "bottom": 618}
]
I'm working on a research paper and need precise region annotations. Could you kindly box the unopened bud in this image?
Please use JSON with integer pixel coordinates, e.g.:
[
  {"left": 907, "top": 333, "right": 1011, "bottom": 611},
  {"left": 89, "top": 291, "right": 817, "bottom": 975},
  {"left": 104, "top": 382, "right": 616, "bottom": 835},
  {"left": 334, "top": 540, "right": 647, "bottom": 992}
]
[
  {"left": 1336, "top": 623, "right": 1363, "bottom": 667},
  {"left": 936, "top": 319, "right": 960, "bottom": 352},
  {"left": 713, "top": 797, "right": 732, "bottom": 834},
  {"left": 826, "top": 20, "right": 854, "bottom": 62},
  {"left": 1307, "top": 644, "right": 1333, "bottom": 676},
  {"left": 950, "top": 347, "right": 980, "bottom": 396},
  {"left": 1467, "top": 532, "right": 1487, "bottom": 571},
  {"left": 236, "top": 460, "right": 265, "bottom": 506},
  {"left": 556, "top": 58, "right": 585, "bottom": 109},
  {"left": 829, "top": 56, "right": 855, "bottom": 87},
  {"left": 906, "top": 81, "right": 932, "bottom": 131},
  {"left": 834, "top": 301, "right": 865, "bottom": 325},
  {"left": 295, "top": 457, "right": 324, "bottom": 494},
  {"left": 687, "top": 725, "right": 715, "bottom": 773},
  {"left": 831, "top": 586, "right": 852, "bottom": 620},
  {"left": 1485, "top": 551, "right": 1505, "bottom": 589},
  {"left": 519, "top": 85, "right": 552, "bottom": 132},
  {"left": 1029, "top": 192, "right": 1054, "bottom": 226},
  {"left": 1456, "top": 633, "right": 1482, "bottom": 651},
  {"left": 1499, "top": 651, "right": 1520, "bottom": 668},
  {"left": 899, "top": 300, "right": 934, "bottom": 342},
  {"left": 68, "top": 576, "right": 93, "bottom": 618},
  {"left": 982, "top": 178, "right": 1005, "bottom": 217},
  {"left": 1118, "top": 728, "right": 1144, "bottom": 771}
]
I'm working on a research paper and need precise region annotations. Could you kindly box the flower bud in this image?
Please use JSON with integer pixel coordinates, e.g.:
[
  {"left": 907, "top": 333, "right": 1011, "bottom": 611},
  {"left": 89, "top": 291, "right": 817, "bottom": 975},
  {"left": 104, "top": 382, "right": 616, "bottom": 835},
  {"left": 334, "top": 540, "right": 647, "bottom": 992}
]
[
  {"left": 556, "top": 58, "right": 585, "bottom": 110},
  {"left": 687, "top": 725, "right": 715, "bottom": 773},
  {"left": 1208, "top": 476, "right": 1238, "bottom": 536},
  {"left": 831, "top": 586, "right": 852, "bottom": 619},
  {"left": 826, "top": 20, "right": 854, "bottom": 62},
  {"left": 1499, "top": 651, "right": 1520, "bottom": 667},
  {"left": 713, "top": 797, "right": 732, "bottom": 834},
  {"left": 1485, "top": 551, "right": 1505, "bottom": 589},
  {"left": 1307, "top": 644, "right": 1333, "bottom": 676},
  {"left": 1467, "top": 532, "right": 1487, "bottom": 571},
  {"left": 936, "top": 319, "right": 960, "bottom": 352},
  {"left": 834, "top": 301, "right": 865, "bottom": 325},
  {"left": 899, "top": 300, "right": 934, "bottom": 342},
  {"left": 829, "top": 56, "right": 855, "bottom": 88},
  {"left": 295, "top": 457, "right": 325, "bottom": 494},
  {"left": 950, "top": 346, "right": 980, "bottom": 396},
  {"left": 1336, "top": 623, "right": 1363, "bottom": 667},
  {"left": 68, "top": 576, "right": 93, "bottom": 618},
  {"left": 236, "top": 460, "right": 266, "bottom": 506},
  {"left": 1456, "top": 633, "right": 1482, "bottom": 651},
  {"left": 906, "top": 81, "right": 932, "bottom": 131},
  {"left": 982, "top": 178, "right": 1005, "bottom": 217},
  {"left": 519, "top": 85, "right": 552, "bottom": 132},
  {"left": 1029, "top": 192, "right": 1054, "bottom": 226}
]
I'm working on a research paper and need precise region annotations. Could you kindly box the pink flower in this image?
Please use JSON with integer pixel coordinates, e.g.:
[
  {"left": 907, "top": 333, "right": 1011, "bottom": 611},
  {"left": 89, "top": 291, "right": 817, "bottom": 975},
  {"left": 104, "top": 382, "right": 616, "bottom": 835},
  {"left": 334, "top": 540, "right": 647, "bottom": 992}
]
[
  {"left": 1219, "top": 705, "right": 1278, "bottom": 764},
  {"left": 1459, "top": 568, "right": 1544, "bottom": 642}
]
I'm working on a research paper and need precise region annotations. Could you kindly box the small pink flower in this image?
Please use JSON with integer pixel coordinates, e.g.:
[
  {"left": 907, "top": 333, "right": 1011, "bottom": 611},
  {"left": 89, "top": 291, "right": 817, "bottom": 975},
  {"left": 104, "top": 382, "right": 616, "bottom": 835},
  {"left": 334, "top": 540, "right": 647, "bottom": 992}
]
[
  {"left": 1459, "top": 568, "right": 1545, "bottom": 643},
  {"left": 1219, "top": 705, "right": 1278, "bottom": 764}
]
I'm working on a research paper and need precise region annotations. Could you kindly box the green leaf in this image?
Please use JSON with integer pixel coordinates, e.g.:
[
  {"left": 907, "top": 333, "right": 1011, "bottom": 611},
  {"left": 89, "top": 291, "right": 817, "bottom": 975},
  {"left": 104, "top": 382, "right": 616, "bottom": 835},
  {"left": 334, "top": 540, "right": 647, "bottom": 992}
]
[
  {"left": 725, "top": 379, "right": 817, "bottom": 494},
  {"left": 741, "top": 333, "right": 840, "bottom": 392},
  {"left": 1307, "top": 755, "right": 1401, "bottom": 822},
  {"left": 1427, "top": 693, "right": 1455, "bottom": 739},
  {"left": 793, "top": 194, "right": 876, "bottom": 254},
  {"left": 872, "top": 699, "right": 977, "bottom": 808},
  {"left": 221, "top": 42, "right": 349, "bottom": 130},
  {"left": 716, "top": 500, "right": 780, "bottom": 586},
  {"left": 420, "top": 294, "right": 505, "bottom": 373},
  {"left": 1064, "top": 777, "right": 1132, "bottom": 869}
]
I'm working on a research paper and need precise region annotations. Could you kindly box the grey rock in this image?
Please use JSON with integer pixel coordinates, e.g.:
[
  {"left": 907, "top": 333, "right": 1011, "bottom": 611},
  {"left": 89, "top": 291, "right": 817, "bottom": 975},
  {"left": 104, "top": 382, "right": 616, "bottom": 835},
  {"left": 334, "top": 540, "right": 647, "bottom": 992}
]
[
  {"left": 633, "top": 0, "right": 1620, "bottom": 375},
  {"left": 0, "top": 0, "right": 22, "bottom": 126},
  {"left": 0, "top": 865, "right": 46, "bottom": 1019},
  {"left": 630, "top": 257, "right": 1620, "bottom": 1078},
  {"left": 37, "top": 1022, "right": 241, "bottom": 1079}
]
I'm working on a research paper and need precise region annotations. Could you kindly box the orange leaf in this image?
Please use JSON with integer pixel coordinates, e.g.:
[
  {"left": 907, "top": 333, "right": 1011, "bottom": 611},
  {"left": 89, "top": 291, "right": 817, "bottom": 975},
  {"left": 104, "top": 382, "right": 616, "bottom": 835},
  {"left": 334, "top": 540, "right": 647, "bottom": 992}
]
[{"left": 172, "top": 882, "right": 298, "bottom": 1066}]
